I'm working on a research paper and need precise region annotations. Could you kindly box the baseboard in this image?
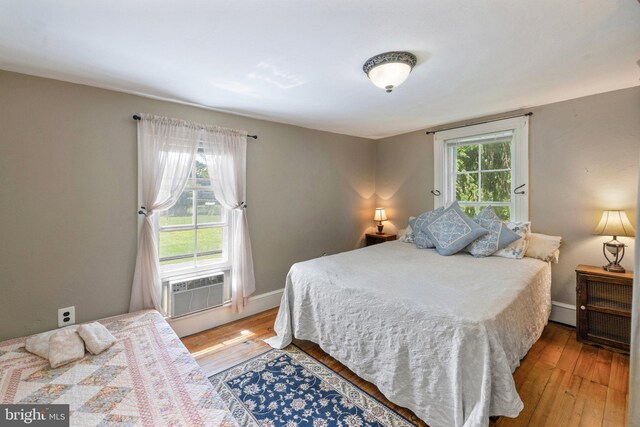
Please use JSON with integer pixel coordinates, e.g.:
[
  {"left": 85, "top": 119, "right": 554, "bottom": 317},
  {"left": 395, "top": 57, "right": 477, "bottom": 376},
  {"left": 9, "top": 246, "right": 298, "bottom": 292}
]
[
  {"left": 168, "top": 288, "right": 284, "bottom": 338},
  {"left": 550, "top": 300, "right": 576, "bottom": 327}
]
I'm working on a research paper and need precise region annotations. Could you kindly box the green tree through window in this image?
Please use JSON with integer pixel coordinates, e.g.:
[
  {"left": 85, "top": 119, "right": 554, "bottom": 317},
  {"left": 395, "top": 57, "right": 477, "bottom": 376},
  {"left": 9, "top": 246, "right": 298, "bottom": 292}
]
[{"left": 454, "top": 138, "right": 511, "bottom": 220}]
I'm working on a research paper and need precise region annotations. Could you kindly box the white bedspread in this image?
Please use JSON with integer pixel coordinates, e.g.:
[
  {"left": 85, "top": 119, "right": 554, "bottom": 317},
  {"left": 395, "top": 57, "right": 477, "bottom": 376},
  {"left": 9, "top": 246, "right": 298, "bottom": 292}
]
[{"left": 266, "top": 241, "right": 551, "bottom": 427}]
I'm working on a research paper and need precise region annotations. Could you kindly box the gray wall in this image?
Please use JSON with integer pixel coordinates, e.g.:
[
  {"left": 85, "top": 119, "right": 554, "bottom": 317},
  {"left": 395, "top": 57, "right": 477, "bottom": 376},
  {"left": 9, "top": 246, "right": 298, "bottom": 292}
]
[
  {"left": 1, "top": 69, "right": 637, "bottom": 340},
  {"left": 376, "top": 86, "right": 640, "bottom": 305},
  {"left": 0, "top": 70, "right": 376, "bottom": 340}
]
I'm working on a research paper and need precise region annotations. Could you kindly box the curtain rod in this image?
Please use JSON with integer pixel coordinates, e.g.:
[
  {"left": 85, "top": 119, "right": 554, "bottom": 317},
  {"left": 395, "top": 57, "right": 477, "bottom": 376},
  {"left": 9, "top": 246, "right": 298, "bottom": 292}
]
[
  {"left": 425, "top": 112, "right": 533, "bottom": 135},
  {"left": 132, "top": 115, "right": 258, "bottom": 139}
]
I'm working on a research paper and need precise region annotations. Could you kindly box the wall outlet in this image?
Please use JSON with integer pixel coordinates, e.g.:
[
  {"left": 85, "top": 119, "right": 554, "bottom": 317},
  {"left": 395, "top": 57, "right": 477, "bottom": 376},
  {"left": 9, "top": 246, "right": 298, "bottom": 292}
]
[{"left": 58, "top": 306, "right": 75, "bottom": 327}]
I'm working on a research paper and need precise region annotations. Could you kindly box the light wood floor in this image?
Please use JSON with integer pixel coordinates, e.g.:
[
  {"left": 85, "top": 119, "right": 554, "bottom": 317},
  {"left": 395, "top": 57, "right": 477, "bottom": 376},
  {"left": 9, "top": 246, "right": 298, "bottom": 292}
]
[{"left": 181, "top": 308, "right": 630, "bottom": 426}]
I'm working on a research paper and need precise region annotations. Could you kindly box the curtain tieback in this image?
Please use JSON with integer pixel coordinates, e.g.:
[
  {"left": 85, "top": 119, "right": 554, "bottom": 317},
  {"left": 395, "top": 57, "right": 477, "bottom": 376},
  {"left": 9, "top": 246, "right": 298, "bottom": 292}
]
[
  {"left": 138, "top": 206, "right": 154, "bottom": 217},
  {"left": 234, "top": 202, "right": 247, "bottom": 210}
]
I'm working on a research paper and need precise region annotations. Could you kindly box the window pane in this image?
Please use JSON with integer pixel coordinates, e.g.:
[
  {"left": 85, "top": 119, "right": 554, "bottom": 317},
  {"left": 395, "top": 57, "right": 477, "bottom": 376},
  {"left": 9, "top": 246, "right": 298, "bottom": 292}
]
[
  {"left": 456, "top": 173, "right": 479, "bottom": 202},
  {"left": 460, "top": 205, "right": 479, "bottom": 218},
  {"left": 197, "top": 191, "right": 224, "bottom": 224},
  {"left": 197, "top": 228, "right": 223, "bottom": 262},
  {"left": 481, "top": 141, "right": 511, "bottom": 170},
  {"left": 456, "top": 144, "right": 479, "bottom": 172},
  {"left": 160, "top": 191, "right": 193, "bottom": 226},
  {"left": 493, "top": 206, "right": 510, "bottom": 221},
  {"left": 159, "top": 229, "right": 195, "bottom": 264},
  {"left": 194, "top": 153, "right": 211, "bottom": 187},
  {"left": 481, "top": 171, "right": 511, "bottom": 202},
  {"left": 460, "top": 205, "right": 490, "bottom": 218}
]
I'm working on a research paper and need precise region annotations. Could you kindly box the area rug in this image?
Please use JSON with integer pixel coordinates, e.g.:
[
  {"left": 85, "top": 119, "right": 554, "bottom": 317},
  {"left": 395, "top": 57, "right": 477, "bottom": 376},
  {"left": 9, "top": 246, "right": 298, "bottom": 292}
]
[{"left": 209, "top": 345, "right": 414, "bottom": 427}]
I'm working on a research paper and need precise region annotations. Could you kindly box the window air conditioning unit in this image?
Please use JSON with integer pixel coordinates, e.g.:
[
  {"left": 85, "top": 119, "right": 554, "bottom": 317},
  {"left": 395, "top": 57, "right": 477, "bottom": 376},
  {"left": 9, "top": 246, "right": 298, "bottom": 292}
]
[{"left": 162, "top": 272, "right": 227, "bottom": 318}]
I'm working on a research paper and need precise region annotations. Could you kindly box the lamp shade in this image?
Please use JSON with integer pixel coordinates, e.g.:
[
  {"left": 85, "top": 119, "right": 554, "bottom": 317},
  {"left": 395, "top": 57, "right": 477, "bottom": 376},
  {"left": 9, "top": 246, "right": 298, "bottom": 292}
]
[
  {"left": 373, "top": 207, "right": 388, "bottom": 222},
  {"left": 363, "top": 51, "right": 417, "bottom": 93},
  {"left": 367, "top": 62, "right": 412, "bottom": 90},
  {"left": 593, "top": 210, "right": 636, "bottom": 237}
]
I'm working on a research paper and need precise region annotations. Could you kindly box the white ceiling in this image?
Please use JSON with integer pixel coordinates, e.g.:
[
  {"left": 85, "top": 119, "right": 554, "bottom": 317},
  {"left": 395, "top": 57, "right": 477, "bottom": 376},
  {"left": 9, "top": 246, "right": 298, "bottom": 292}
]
[{"left": 0, "top": 1, "right": 638, "bottom": 139}]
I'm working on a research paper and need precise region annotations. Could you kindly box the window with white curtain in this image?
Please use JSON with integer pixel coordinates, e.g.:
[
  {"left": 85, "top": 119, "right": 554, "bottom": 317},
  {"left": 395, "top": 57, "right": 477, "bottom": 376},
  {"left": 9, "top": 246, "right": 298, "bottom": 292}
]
[
  {"left": 158, "top": 150, "right": 232, "bottom": 274},
  {"left": 433, "top": 116, "right": 529, "bottom": 221},
  {"left": 130, "top": 113, "right": 255, "bottom": 316}
]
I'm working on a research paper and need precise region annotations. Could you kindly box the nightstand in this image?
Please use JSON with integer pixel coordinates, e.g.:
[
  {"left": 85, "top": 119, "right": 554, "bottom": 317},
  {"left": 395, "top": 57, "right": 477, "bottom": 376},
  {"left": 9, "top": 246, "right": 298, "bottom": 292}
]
[
  {"left": 575, "top": 264, "right": 634, "bottom": 353},
  {"left": 365, "top": 233, "right": 397, "bottom": 246}
]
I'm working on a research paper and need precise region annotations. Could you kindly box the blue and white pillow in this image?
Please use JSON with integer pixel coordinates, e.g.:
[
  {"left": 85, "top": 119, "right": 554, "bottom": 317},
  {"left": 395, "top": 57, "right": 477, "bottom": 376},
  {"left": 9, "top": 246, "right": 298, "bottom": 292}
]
[
  {"left": 413, "top": 207, "right": 444, "bottom": 248},
  {"left": 494, "top": 221, "right": 531, "bottom": 259},
  {"left": 423, "top": 202, "right": 489, "bottom": 256},
  {"left": 466, "top": 207, "right": 522, "bottom": 257}
]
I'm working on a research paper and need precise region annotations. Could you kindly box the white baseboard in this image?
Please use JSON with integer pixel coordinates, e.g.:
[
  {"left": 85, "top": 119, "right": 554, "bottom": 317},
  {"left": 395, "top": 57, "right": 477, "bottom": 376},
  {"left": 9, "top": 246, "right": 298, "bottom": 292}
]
[
  {"left": 167, "top": 288, "right": 284, "bottom": 338},
  {"left": 550, "top": 300, "right": 576, "bottom": 327}
]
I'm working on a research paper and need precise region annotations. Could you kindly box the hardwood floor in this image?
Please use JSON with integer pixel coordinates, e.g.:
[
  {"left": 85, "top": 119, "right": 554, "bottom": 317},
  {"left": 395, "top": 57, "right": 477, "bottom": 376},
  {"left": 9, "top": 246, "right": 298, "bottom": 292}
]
[{"left": 181, "top": 308, "right": 630, "bottom": 426}]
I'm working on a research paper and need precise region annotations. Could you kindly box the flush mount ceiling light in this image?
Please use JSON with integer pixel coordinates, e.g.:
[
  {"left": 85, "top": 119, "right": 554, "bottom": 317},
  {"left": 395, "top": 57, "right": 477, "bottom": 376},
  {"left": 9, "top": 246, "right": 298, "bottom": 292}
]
[{"left": 363, "top": 51, "right": 417, "bottom": 93}]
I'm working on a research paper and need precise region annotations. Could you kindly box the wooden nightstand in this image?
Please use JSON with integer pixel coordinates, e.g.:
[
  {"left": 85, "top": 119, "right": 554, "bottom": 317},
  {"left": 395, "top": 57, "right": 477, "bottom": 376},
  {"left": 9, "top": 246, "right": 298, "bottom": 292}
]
[
  {"left": 365, "top": 233, "right": 397, "bottom": 246},
  {"left": 575, "top": 264, "right": 634, "bottom": 353}
]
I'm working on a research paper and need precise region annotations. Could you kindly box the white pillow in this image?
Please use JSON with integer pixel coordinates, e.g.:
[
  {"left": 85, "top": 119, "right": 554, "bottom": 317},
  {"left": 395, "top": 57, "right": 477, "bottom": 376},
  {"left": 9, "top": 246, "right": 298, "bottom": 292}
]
[
  {"left": 25, "top": 325, "right": 78, "bottom": 359},
  {"left": 78, "top": 322, "right": 116, "bottom": 355},
  {"left": 525, "top": 233, "right": 562, "bottom": 263},
  {"left": 48, "top": 329, "right": 85, "bottom": 368},
  {"left": 399, "top": 216, "right": 416, "bottom": 243},
  {"left": 493, "top": 221, "right": 531, "bottom": 259}
]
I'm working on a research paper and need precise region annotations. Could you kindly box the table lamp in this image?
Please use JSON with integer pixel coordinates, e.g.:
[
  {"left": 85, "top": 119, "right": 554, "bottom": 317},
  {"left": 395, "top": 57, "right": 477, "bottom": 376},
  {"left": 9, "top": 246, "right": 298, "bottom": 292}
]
[
  {"left": 593, "top": 210, "right": 636, "bottom": 273},
  {"left": 373, "top": 207, "right": 388, "bottom": 234}
]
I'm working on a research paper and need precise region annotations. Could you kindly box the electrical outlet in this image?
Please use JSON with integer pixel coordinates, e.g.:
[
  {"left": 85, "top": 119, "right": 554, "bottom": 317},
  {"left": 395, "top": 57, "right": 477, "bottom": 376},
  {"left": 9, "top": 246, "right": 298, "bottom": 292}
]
[{"left": 58, "top": 306, "right": 75, "bottom": 327}]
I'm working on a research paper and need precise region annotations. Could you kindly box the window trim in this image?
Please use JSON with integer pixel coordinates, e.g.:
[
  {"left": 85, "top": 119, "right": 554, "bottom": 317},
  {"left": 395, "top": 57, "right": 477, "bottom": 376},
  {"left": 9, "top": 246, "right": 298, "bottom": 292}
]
[{"left": 433, "top": 116, "right": 529, "bottom": 221}]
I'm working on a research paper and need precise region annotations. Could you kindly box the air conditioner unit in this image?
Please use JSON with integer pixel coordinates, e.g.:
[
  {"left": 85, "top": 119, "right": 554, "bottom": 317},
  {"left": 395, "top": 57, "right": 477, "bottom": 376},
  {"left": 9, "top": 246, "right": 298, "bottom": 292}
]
[{"left": 162, "top": 271, "right": 227, "bottom": 318}]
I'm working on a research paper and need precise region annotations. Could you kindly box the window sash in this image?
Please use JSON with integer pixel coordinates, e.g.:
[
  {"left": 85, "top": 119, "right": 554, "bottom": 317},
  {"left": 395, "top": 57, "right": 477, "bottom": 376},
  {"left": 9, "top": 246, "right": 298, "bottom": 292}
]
[
  {"left": 433, "top": 116, "right": 529, "bottom": 222},
  {"left": 158, "top": 185, "right": 231, "bottom": 272}
]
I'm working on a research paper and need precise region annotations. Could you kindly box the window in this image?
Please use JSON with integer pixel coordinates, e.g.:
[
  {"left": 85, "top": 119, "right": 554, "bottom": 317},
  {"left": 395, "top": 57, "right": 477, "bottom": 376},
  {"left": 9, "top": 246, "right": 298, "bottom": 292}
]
[
  {"left": 434, "top": 116, "right": 529, "bottom": 222},
  {"left": 158, "top": 150, "right": 231, "bottom": 275}
]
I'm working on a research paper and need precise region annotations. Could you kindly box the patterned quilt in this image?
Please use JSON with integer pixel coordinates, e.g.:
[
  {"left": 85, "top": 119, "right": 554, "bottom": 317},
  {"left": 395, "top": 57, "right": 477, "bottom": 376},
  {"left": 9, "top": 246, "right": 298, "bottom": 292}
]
[{"left": 0, "top": 310, "right": 238, "bottom": 426}]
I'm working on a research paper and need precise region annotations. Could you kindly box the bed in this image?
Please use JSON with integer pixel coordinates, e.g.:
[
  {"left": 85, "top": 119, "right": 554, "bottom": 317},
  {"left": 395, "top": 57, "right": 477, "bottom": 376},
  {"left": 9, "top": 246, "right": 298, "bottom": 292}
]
[
  {"left": 266, "top": 240, "right": 552, "bottom": 427},
  {"left": 0, "top": 310, "right": 237, "bottom": 427}
]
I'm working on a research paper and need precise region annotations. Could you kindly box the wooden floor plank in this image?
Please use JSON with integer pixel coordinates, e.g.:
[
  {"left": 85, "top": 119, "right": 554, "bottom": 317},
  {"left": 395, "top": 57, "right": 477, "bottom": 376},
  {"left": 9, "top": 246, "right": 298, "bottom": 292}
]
[
  {"left": 567, "top": 376, "right": 593, "bottom": 427},
  {"left": 544, "top": 375, "right": 584, "bottom": 427},
  {"left": 182, "top": 309, "right": 629, "bottom": 427},
  {"left": 527, "top": 367, "right": 567, "bottom": 426},
  {"left": 578, "top": 381, "right": 608, "bottom": 427},
  {"left": 539, "top": 327, "right": 571, "bottom": 366},
  {"left": 602, "top": 388, "right": 627, "bottom": 427},
  {"left": 609, "top": 353, "right": 630, "bottom": 393},
  {"left": 574, "top": 345, "right": 599, "bottom": 379},
  {"left": 591, "top": 348, "right": 613, "bottom": 386},
  {"left": 556, "top": 332, "right": 584, "bottom": 373}
]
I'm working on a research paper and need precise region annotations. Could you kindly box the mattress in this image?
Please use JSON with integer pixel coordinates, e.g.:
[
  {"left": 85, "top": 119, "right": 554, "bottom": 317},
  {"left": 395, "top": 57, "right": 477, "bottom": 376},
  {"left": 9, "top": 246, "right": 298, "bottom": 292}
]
[
  {"left": 0, "top": 310, "right": 237, "bottom": 427},
  {"left": 266, "top": 241, "right": 552, "bottom": 427}
]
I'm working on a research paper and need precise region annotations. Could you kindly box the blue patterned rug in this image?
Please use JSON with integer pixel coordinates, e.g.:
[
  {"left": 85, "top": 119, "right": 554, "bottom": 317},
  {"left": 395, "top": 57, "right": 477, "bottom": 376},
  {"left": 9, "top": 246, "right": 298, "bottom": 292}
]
[{"left": 209, "top": 345, "right": 414, "bottom": 427}]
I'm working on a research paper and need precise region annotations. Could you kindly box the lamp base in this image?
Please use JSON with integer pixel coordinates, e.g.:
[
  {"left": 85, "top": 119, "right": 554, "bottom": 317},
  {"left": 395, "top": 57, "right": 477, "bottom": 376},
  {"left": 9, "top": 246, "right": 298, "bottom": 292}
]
[
  {"left": 603, "top": 263, "right": 626, "bottom": 273},
  {"left": 602, "top": 240, "right": 626, "bottom": 274},
  {"left": 376, "top": 223, "right": 384, "bottom": 235}
]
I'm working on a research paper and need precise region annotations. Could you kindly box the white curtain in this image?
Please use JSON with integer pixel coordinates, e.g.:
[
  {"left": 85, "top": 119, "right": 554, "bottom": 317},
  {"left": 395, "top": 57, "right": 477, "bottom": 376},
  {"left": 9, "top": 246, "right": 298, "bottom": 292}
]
[
  {"left": 129, "top": 114, "right": 199, "bottom": 312},
  {"left": 630, "top": 157, "right": 639, "bottom": 426},
  {"left": 203, "top": 129, "right": 256, "bottom": 312}
]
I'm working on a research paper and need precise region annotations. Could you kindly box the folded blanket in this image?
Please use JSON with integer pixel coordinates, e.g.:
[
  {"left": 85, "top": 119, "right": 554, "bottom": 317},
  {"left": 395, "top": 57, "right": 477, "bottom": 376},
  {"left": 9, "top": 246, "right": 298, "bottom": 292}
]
[
  {"left": 49, "top": 329, "right": 85, "bottom": 368},
  {"left": 25, "top": 325, "right": 78, "bottom": 359},
  {"left": 78, "top": 322, "right": 116, "bottom": 355}
]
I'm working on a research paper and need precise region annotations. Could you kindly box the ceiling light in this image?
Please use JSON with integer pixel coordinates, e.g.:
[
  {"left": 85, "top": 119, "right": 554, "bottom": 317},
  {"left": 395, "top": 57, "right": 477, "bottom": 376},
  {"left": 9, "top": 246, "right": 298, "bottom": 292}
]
[{"left": 363, "top": 51, "right": 417, "bottom": 93}]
